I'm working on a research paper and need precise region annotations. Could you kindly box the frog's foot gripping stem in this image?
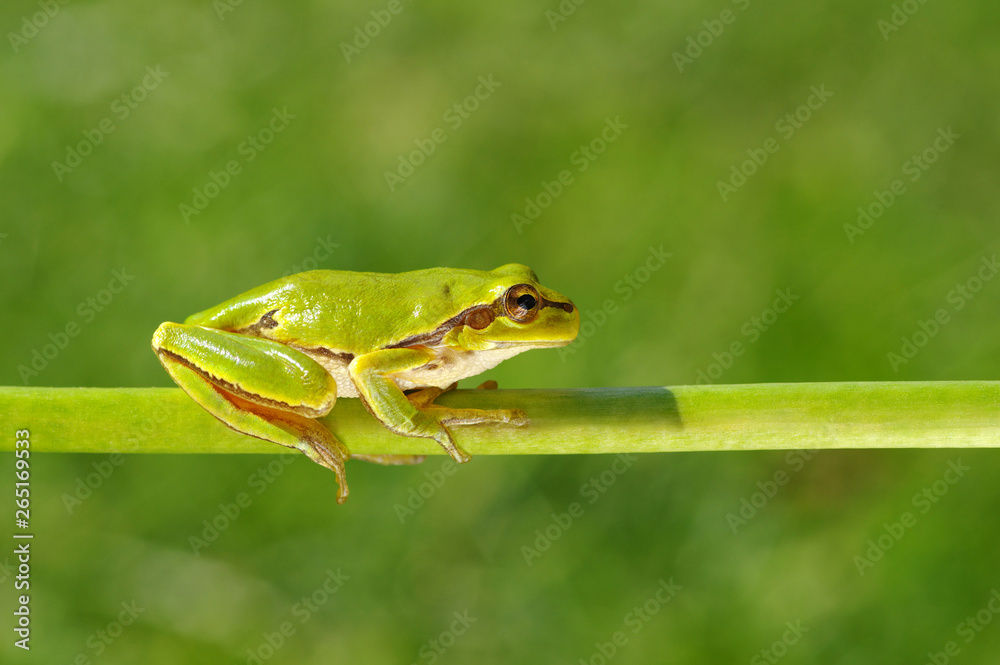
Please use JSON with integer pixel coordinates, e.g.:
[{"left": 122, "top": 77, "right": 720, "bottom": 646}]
[
  {"left": 350, "top": 348, "right": 529, "bottom": 465},
  {"left": 408, "top": 382, "right": 528, "bottom": 429},
  {"left": 153, "top": 323, "right": 351, "bottom": 503},
  {"left": 351, "top": 383, "right": 513, "bottom": 467}
]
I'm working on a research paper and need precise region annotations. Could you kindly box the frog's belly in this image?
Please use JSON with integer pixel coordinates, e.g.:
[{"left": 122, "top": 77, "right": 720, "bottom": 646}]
[{"left": 301, "top": 346, "right": 529, "bottom": 398}]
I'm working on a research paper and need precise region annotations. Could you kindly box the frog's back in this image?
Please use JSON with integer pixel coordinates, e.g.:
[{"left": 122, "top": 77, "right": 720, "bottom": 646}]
[{"left": 184, "top": 268, "right": 499, "bottom": 353}]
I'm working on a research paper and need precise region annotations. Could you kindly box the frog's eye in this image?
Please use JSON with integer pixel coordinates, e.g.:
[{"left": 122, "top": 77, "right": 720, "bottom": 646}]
[
  {"left": 503, "top": 284, "right": 540, "bottom": 323},
  {"left": 464, "top": 307, "right": 495, "bottom": 330}
]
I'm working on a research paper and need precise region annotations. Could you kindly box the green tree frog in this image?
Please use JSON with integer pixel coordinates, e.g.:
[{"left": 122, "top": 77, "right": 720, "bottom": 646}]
[{"left": 152, "top": 264, "right": 578, "bottom": 503}]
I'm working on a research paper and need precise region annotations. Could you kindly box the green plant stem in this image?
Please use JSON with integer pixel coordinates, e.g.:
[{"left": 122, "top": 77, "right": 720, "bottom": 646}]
[{"left": 1, "top": 382, "right": 999, "bottom": 456}]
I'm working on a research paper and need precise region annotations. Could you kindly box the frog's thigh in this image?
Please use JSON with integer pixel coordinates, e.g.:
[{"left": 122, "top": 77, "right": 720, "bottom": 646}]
[
  {"left": 153, "top": 323, "right": 350, "bottom": 502},
  {"left": 153, "top": 322, "right": 337, "bottom": 415},
  {"left": 348, "top": 347, "right": 471, "bottom": 463}
]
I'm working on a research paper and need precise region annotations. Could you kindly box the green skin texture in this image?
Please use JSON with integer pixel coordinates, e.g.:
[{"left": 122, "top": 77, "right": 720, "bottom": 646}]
[{"left": 152, "top": 264, "right": 579, "bottom": 503}]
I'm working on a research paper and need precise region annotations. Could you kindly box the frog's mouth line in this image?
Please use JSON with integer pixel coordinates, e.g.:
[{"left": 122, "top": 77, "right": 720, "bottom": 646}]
[{"left": 492, "top": 339, "right": 576, "bottom": 349}]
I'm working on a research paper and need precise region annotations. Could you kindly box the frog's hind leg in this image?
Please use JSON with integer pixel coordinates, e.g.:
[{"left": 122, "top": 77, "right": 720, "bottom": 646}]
[{"left": 153, "top": 322, "right": 351, "bottom": 503}]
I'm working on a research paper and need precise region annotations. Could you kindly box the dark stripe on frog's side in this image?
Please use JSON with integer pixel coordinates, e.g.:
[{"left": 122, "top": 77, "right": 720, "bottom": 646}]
[
  {"left": 235, "top": 309, "right": 280, "bottom": 336},
  {"left": 235, "top": 311, "right": 357, "bottom": 363},
  {"left": 386, "top": 304, "right": 494, "bottom": 349},
  {"left": 385, "top": 295, "right": 575, "bottom": 349},
  {"left": 295, "top": 346, "right": 355, "bottom": 363},
  {"left": 540, "top": 297, "right": 574, "bottom": 313}
]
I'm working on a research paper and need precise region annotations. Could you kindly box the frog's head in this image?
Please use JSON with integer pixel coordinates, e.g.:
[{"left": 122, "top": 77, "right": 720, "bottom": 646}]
[{"left": 451, "top": 264, "right": 579, "bottom": 351}]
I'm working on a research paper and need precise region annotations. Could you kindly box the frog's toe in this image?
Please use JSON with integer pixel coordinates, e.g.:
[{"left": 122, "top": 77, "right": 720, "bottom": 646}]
[
  {"left": 406, "top": 385, "right": 448, "bottom": 409},
  {"left": 435, "top": 426, "right": 471, "bottom": 464},
  {"left": 504, "top": 408, "right": 529, "bottom": 427},
  {"left": 352, "top": 454, "right": 427, "bottom": 466},
  {"left": 290, "top": 424, "right": 351, "bottom": 503}
]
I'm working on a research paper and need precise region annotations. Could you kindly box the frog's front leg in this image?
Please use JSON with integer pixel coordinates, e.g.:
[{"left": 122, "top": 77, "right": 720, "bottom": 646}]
[
  {"left": 349, "top": 348, "right": 528, "bottom": 463},
  {"left": 152, "top": 322, "right": 352, "bottom": 503},
  {"left": 351, "top": 382, "right": 509, "bottom": 466}
]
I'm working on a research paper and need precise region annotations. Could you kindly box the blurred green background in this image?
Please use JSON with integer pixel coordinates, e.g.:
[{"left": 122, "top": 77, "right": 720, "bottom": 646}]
[{"left": 3, "top": 0, "right": 1000, "bottom": 662}]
